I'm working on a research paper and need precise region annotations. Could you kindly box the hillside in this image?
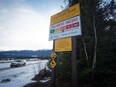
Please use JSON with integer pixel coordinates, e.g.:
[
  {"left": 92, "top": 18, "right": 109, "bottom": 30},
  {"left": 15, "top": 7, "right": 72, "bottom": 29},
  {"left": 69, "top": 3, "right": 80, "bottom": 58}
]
[{"left": 0, "top": 50, "right": 52, "bottom": 58}]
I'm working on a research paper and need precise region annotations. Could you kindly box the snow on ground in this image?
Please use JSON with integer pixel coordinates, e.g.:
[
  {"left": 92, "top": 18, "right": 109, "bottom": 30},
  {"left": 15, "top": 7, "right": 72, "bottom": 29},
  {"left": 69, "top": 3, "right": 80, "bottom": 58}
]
[
  {"left": 0, "top": 63, "right": 10, "bottom": 69},
  {"left": 0, "top": 60, "right": 14, "bottom": 63},
  {"left": 0, "top": 59, "right": 48, "bottom": 87},
  {"left": 0, "top": 60, "right": 14, "bottom": 69}
]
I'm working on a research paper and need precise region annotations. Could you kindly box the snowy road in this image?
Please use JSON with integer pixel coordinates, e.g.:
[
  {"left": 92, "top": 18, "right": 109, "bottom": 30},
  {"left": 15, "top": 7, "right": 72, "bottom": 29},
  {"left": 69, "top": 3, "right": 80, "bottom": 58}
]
[
  {"left": 0, "top": 60, "right": 48, "bottom": 87},
  {"left": 0, "top": 61, "right": 39, "bottom": 71}
]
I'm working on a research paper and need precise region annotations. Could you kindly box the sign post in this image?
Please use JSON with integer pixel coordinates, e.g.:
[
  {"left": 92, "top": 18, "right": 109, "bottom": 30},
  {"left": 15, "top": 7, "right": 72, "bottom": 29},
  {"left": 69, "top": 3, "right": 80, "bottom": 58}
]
[
  {"left": 50, "top": 47, "right": 57, "bottom": 87},
  {"left": 71, "top": 36, "right": 77, "bottom": 87},
  {"left": 49, "top": 3, "right": 81, "bottom": 87},
  {"left": 51, "top": 67, "right": 55, "bottom": 87}
]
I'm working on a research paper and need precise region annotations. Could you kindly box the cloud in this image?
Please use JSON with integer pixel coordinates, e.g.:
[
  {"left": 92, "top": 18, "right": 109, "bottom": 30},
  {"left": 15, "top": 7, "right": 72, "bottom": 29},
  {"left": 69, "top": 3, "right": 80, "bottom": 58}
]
[{"left": 0, "top": 1, "right": 55, "bottom": 50}]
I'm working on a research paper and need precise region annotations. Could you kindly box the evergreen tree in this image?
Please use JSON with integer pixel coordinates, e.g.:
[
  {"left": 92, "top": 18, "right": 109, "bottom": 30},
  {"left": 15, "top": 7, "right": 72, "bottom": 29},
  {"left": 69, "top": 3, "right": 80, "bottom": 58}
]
[{"left": 55, "top": 0, "right": 116, "bottom": 87}]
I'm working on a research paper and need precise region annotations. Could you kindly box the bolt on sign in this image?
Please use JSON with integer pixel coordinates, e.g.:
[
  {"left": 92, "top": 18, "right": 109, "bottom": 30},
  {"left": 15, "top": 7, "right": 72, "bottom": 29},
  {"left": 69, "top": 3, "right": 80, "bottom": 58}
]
[
  {"left": 51, "top": 51, "right": 57, "bottom": 59},
  {"left": 55, "top": 37, "right": 72, "bottom": 52},
  {"left": 50, "top": 59, "right": 56, "bottom": 68},
  {"left": 49, "top": 3, "right": 81, "bottom": 41}
]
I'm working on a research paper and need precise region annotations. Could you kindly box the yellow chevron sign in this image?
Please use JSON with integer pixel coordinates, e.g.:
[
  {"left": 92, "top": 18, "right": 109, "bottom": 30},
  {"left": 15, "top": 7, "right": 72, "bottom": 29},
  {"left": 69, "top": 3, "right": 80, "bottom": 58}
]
[
  {"left": 50, "top": 60, "right": 56, "bottom": 68},
  {"left": 51, "top": 51, "right": 57, "bottom": 59}
]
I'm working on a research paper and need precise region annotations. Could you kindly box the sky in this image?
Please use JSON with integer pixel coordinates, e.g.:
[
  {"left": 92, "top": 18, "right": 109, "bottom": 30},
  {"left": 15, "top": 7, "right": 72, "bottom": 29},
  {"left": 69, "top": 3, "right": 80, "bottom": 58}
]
[{"left": 0, "top": 0, "right": 66, "bottom": 51}]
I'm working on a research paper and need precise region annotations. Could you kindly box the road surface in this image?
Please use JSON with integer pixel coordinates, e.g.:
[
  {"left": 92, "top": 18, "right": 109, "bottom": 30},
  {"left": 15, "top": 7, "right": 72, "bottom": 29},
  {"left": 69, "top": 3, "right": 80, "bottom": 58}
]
[{"left": 0, "top": 60, "right": 48, "bottom": 87}]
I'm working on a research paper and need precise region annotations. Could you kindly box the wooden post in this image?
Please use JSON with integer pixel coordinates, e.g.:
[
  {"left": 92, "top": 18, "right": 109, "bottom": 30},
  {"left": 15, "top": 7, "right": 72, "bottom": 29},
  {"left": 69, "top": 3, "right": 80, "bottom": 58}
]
[
  {"left": 71, "top": 36, "right": 77, "bottom": 87},
  {"left": 51, "top": 41, "right": 56, "bottom": 87},
  {"left": 51, "top": 68, "right": 55, "bottom": 87}
]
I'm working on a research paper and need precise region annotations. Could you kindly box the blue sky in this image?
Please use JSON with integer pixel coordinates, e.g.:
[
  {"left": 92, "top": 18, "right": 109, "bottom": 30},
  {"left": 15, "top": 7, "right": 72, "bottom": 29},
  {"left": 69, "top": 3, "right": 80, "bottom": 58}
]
[{"left": 0, "top": 0, "right": 66, "bottom": 51}]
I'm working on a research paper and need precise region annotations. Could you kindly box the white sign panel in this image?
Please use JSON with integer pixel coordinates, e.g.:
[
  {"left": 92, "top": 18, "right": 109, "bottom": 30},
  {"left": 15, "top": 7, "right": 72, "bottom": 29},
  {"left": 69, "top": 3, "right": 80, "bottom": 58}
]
[{"left": 49, "top": 16, "right": 81, "bottom": 41}]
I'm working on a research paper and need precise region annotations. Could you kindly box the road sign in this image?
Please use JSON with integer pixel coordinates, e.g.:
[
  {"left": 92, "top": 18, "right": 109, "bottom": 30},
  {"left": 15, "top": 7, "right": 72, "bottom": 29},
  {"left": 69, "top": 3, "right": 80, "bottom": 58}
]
[
  {"left": 50, "top": 60, "right": 56, "bottom": 68},
  {"left": 49, "top": 16, "right": 81, "bottom": 40},
  {"left": 55, "top": 37, "right": 72, "bottom": 52},
  {"left": 49, "top": 3, "right": 81, "bottom": 41},
  {"left": 51, "top": 52, "right": 57, "bottom": 59},
  {"left": 50, "top": 3, "right": 80, "bottom": 25}
]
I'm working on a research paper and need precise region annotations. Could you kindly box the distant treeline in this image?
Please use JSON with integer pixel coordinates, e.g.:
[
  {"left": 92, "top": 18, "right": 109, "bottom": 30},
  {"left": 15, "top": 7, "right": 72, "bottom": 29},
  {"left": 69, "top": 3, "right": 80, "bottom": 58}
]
[{"left": 0, "top": 50, "right": 52, "bottom": 58}]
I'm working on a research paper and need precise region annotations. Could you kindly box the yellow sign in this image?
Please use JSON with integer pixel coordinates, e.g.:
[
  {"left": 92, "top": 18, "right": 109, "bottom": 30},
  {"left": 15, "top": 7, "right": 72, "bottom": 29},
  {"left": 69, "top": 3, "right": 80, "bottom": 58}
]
[
  {"left": 50, "top": 60, "right": 56, "bottom": 68},
  {"left": 50, "top": 3, "right": 80, "bottom": 25},
  {"left": 55, "top": 37, "right": 72, "bottom": 52},
  {"left": 51, "top": 52, "right": 57, "bottom": 59}
]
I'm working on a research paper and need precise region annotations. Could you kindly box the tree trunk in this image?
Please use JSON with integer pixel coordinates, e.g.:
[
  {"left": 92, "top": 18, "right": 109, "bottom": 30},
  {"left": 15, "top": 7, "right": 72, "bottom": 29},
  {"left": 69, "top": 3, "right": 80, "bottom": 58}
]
[
  {"left": 81, "top": 38, "right": 89, "bottom": 61},
  {"left": 92, "top": 0, "right": 97, "bottom": 70}
]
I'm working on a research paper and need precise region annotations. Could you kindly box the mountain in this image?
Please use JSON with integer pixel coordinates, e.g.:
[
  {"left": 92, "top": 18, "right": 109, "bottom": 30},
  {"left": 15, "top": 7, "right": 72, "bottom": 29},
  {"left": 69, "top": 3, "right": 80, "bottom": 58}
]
[{"left": 0, "top": 50, "right": 52, "bottom": 58}]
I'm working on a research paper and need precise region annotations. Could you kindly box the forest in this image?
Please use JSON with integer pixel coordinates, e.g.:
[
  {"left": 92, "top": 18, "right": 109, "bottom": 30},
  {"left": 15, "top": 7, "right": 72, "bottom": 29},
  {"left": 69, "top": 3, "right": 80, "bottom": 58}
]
[{"left": 53, "top": 0, "right": 116, "bottom": 87}]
